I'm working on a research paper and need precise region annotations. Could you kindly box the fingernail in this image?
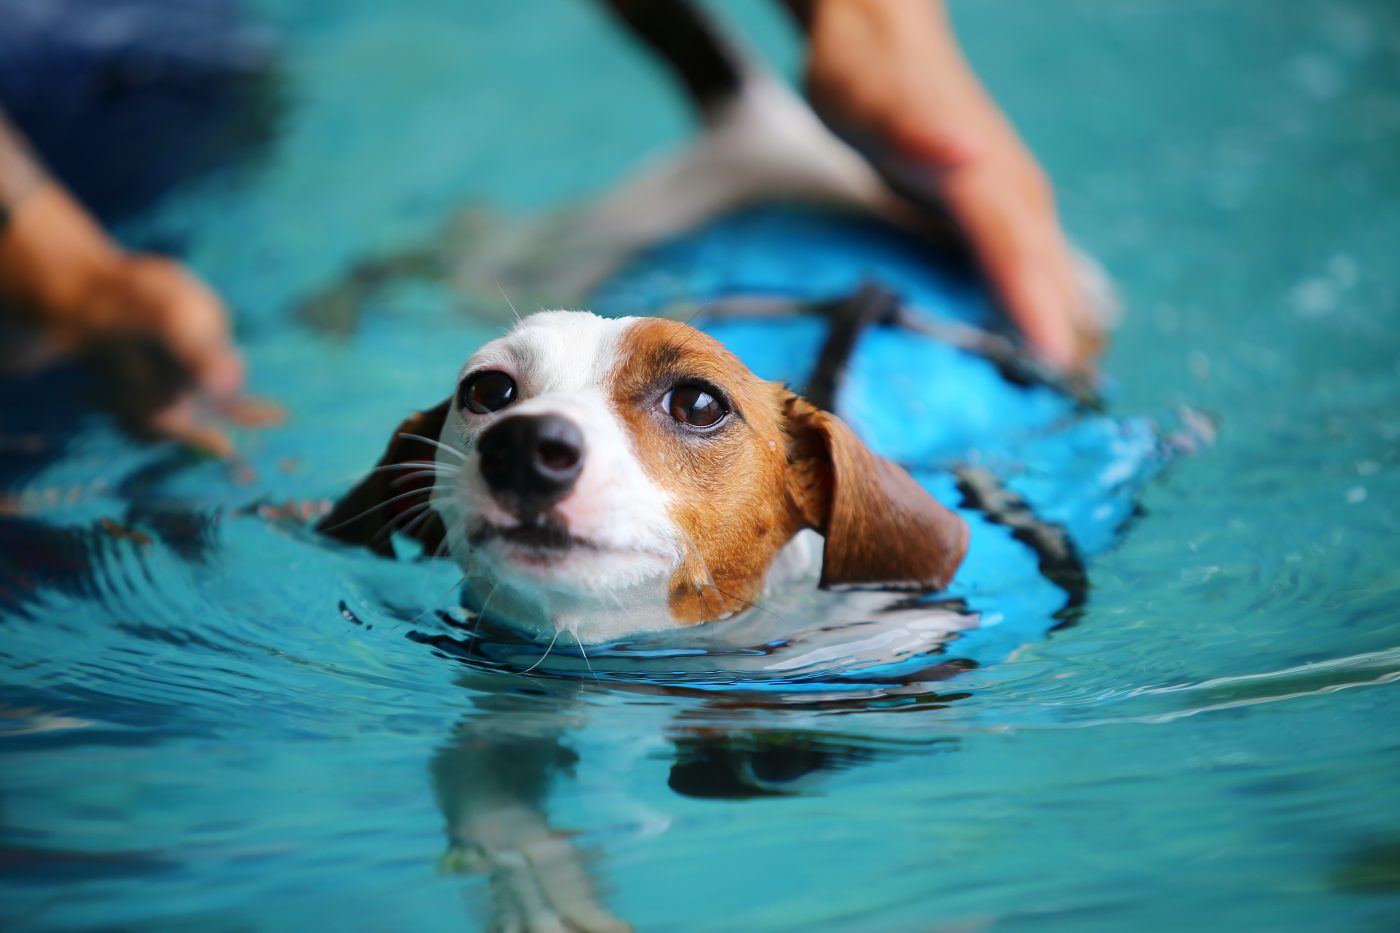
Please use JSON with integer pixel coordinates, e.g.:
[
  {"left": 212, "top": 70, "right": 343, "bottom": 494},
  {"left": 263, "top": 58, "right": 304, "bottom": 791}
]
[
  {"left": 1037, "top": 324, "right": 1077, "bottom": 371},
  {"left": 201, "top": 349, "right": 245, "bottom": 398},
  {"left": 1012, "top": 270, "right": 1077, "bottom": 371}
]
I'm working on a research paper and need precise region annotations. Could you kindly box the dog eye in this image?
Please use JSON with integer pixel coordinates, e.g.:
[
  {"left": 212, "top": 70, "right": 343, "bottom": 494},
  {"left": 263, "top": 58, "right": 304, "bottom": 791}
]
[
  {"left": 663, "top": 383, "right": 728, "bottom": 429},
  {"left": 458, "top": 371, "right": 517, "bottom": 414}
]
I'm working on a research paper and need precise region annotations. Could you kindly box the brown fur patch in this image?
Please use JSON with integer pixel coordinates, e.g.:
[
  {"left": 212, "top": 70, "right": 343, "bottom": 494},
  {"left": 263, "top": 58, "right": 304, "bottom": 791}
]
[
  {"left": 317, "top": 315, "right": 969, "bottom": 627},
  {"left": 783, "top": 394, "right": 968, "bottom": 591},
  {"left": 610, "top": 319, "right": 969, "bottom": 625},
  {"left": 610, "top": 319, "right": 804, "bottom": 624}
]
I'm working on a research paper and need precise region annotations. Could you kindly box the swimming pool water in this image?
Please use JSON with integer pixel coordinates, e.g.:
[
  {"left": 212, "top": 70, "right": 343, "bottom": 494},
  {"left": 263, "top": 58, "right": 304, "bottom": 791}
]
[{"left": 2, "top": 1, "right": 1399, "bottom": 930}]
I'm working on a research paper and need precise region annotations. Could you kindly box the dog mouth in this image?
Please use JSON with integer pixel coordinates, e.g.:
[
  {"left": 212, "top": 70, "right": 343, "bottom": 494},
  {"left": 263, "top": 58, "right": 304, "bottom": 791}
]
[
  {"left": 468, "top": 517, "right": 597, "bottom": 554},
  {"left": 465, "top": 516, "right": 676, "bottom": 580}
]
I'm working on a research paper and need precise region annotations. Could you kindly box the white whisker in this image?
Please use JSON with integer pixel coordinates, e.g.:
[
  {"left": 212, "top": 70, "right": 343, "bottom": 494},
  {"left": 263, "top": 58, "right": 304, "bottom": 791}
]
[
  {"left": 368, "top": 459, "right": 458, "bottom": 476},
  {"left": 433, "top": 522, "right": 457, "bottom": 560},
  {"left": 389, "top": 469, "right": 455, "bottom": 488},
  {"left": 320, "top": 485, "right": 436, "bottom": 534},
  {"left": 372, "top": 492, "right": 452, "bottom": 545},
  {"left": 571, "top": 627, "right": 598, "bottom": 681},
  {"left": 398, "top": 433, "right": 466, "bottom": 461},
  {"left": 496, "top": 280, "right": 524, "bottom": 326},
  {"left": 471, "top": 579, "right": 501, "bottom": 640},
  {"left": 403, "top": 572, "right": 468, "bottom": 627},
  {"left": 519, "top": 628, "right": 561, "bottom": 675},
  {"left": 398, "top": 493, "right": 462, "bottom": 552},
  {"left": 395, "top": 500, "right": 442, "bottom": 540}
]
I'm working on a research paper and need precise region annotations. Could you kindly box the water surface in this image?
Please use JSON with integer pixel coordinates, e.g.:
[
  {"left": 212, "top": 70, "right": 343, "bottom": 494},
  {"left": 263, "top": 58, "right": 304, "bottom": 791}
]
[{"left": 2, "top": 1, "right": 1398, "bottom": 930}]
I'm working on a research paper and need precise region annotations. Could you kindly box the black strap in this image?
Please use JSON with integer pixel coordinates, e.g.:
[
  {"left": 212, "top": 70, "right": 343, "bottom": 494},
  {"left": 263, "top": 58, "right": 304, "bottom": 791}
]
[{"left": 803, "top": 282, "right": 902, "bottom": 413}]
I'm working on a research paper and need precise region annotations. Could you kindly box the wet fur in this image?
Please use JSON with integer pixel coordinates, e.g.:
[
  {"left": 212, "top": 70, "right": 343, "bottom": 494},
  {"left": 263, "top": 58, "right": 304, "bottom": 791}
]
[{"left": 319, "top": 314, "right": 968, "bottom": 636}]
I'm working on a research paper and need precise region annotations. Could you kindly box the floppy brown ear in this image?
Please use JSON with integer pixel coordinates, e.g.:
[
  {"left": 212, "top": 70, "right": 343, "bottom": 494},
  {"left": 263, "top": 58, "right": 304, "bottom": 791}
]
[
  {"left": 316, "top": 399, "right": 452, "bottom": 557},
  {"left": 783, "top": 393, "right": 968, "bottom": 591}
]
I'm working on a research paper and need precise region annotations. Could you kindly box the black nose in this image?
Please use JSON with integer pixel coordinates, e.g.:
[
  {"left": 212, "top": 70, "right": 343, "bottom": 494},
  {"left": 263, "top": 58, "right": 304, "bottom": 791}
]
[{"left": 476, "top": 413, "right": 585, "bottom": 518}]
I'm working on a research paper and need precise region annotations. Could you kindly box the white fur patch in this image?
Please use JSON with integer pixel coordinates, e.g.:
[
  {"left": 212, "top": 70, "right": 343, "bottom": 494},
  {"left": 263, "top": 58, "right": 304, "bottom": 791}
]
[{"left": 432, "top": 312, "right": 685, "bottom": 643}]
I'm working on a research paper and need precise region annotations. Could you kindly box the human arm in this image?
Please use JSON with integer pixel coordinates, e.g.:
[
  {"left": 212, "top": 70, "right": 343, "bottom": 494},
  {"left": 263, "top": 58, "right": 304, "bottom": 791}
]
[
  {"left": 0, "top": 109, "right": 266, "bottom": 452},
  {"left": 785, "top": 0, "right": 1104, "bottom": 371}
]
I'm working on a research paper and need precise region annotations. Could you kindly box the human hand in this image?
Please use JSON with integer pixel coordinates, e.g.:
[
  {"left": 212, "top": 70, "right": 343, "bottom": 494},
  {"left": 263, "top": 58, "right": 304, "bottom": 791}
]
[
  {"left": 76, "top": 251, "right": 283, "bottom": 455},
  {"left": 798, "top": 0, "right": 1104, "bottom": 372},
  {"left": 0, "top": 184, "right": 280, "bottom": 454}
]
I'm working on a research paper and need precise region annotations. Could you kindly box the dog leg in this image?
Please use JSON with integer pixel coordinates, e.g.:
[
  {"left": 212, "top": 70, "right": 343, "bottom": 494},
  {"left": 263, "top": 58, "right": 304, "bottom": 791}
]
[{"left": 573, "top": 1, "right": 907, "bottom": 277}]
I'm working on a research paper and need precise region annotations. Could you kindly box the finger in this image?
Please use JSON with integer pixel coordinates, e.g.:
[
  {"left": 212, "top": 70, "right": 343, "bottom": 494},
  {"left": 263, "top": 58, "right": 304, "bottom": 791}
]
[
  {"left": 148, "top": 398, "right": 234, "bottom": 458},
  {"left": 1033, "top": 208, "right": 1106, "bottom": 371},
  {"left": 849, "top": 112, "right": 1091, "bottom": 369},
  {"left": 123, "top": 255, "right": 246, "bottom": 399},
  {"left": 940, "top": 166, "right": 1081, "bottom": 369},
  {"left": 881, "top": 110, "right": 981, "bottom": 171},
  {"left": 193, "top": 343, "right": 245, "bottom": 399},
  {"left": 1052, "top": 247, "right": 1105, "bottom": 371},
  {"left": 211, "top": 394, "right": 287, "bottom": 428},
  {"left": 975, "top": 148, "right": 1104, "bottom": 366},
  {"left": 161, "top": 305, "right": 245, "bottom": 401}
]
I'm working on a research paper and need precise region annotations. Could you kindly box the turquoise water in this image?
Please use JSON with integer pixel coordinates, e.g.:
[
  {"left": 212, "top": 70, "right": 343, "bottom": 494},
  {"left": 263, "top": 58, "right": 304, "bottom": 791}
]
[{"left": 4, "top": 1, "right": 1400, "bottom": 930}]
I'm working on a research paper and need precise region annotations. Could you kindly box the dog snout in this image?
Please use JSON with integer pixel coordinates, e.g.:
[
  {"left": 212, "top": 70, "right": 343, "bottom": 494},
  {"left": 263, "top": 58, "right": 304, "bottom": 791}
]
[{"left": 477, "top": 413, "right": 586, "bottom": 517}]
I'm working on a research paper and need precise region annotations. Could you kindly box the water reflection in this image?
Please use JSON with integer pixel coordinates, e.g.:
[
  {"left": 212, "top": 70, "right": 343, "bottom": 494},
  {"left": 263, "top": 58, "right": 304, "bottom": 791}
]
[
  {"left": 428, "top": 641, "right": 972, "bottom": 930},
  {"left": 431, "top": 686, "right": 626, "bottom": 932}
]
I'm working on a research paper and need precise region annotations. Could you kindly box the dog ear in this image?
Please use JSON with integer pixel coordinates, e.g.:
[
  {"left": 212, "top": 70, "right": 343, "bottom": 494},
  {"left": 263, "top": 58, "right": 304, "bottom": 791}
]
[
  {"left": 783, "top": 393, "right": 968, "bottom": 591},
  {"left": 317, "top": 399, "right": 452, "bottom": 557}
]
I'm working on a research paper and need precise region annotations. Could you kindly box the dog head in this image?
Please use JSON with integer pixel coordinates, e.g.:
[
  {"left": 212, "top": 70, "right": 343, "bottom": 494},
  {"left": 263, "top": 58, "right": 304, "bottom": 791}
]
[{"left": 320, "top": 311, "right": 967, "bottom": 642}]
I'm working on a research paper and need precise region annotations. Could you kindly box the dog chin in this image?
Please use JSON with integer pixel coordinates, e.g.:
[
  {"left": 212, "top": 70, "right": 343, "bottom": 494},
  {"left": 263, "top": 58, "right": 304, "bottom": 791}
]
[
  {"left": 460, "top": 525, "right": 680, "bottom": 644},
  {"left": 465, "top": 519, "right": 676, "bottom": 596}
]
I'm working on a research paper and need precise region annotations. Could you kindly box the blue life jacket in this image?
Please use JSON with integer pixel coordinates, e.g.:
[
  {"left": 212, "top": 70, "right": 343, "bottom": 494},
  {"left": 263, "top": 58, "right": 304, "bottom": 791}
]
[{"left": 556, "top": 205, "right": 1173, "bottom": 685}]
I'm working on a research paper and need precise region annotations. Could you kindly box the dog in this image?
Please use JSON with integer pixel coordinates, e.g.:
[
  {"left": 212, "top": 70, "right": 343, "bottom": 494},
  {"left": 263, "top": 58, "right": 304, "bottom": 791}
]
[
  {"left": 311, "top": 0, "right": 1114, "bottom": 647},
  {"left": 317, "top": 309, "right": 969, "bottom": 644},
  {"left": 302, "top": 4, "right": 1176, "bottom": 930}
]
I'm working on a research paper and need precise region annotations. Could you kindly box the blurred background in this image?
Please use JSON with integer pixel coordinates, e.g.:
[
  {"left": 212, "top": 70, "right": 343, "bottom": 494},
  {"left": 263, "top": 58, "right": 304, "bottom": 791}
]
[{"left": 1, "top": 1, "right": 1398, "bottom": 930}]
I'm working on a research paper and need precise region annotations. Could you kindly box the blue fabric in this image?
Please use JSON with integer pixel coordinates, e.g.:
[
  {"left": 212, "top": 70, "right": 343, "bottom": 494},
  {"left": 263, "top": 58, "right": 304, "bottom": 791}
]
[
  {"left": 590, "top": 205, "right": 1168, "bottom": 668},
  {"left": 0, "top": 0, "right": 277, "bottom": 221}
]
